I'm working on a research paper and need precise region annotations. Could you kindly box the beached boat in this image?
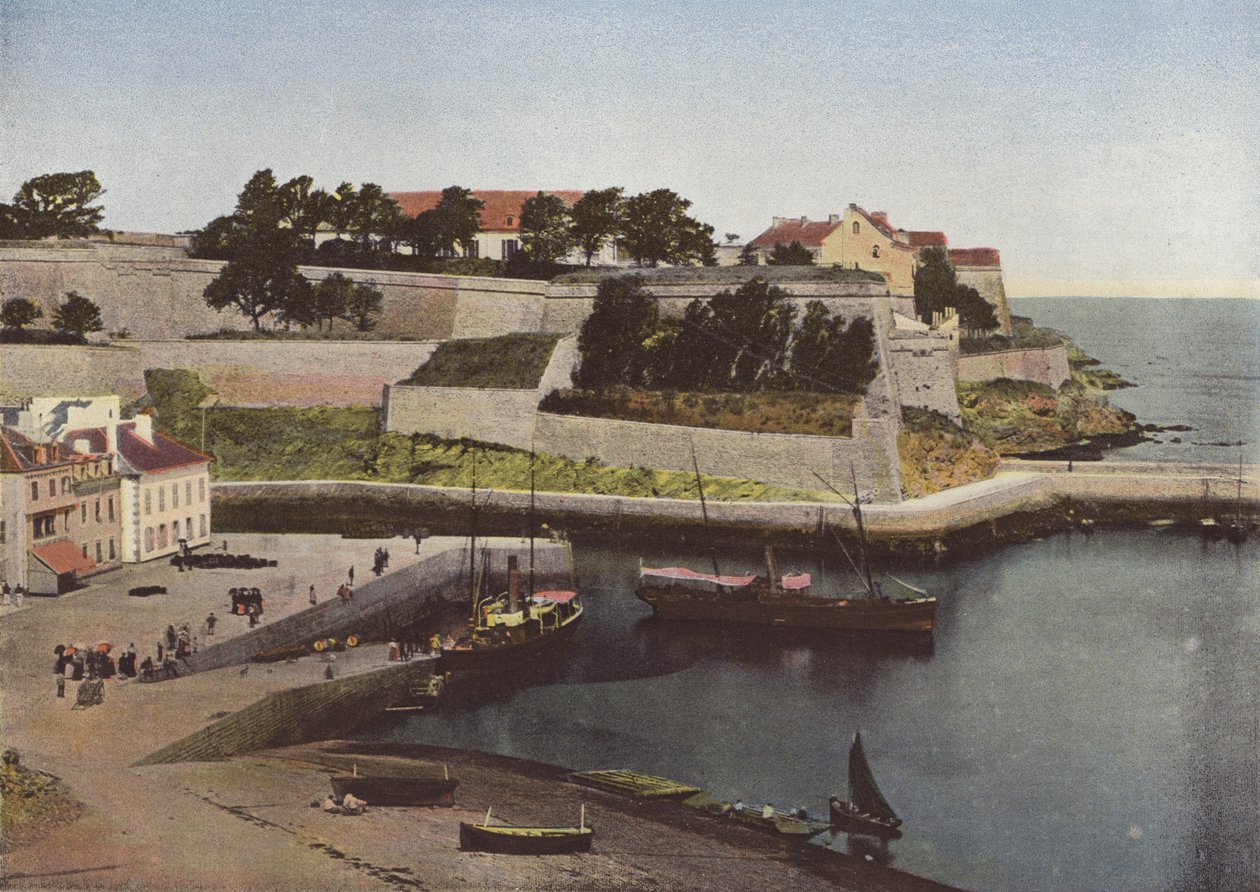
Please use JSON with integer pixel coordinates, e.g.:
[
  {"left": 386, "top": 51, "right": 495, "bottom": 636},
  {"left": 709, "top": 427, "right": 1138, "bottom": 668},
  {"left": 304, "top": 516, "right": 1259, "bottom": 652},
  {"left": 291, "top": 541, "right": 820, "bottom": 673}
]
[
  {"left": 636, "top": 465, "right": 935, "bottom": 634},
  {"left": 331, "top": 766, "right": 457, "bottom": 807},
  {"left": 459, "top": 807, "right": 593, "bottom": 854},
  {"left": 829, "top": 732, "right": 904, "bottom": 839}
]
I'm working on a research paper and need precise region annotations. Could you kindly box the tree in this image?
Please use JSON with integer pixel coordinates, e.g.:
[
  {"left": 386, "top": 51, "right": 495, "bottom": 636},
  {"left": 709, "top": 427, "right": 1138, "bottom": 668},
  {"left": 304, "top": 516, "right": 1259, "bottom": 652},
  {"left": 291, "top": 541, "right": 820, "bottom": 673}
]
[
  {"left": 569, "top": 188, "right": 623, "bottom": 266},
  {"left": 188, "top": 215, "right": 241, "bottom": 260},
  {"left": 737, "top": 244, "right": 760, "bottom": 266},
  {"left": 955, "top": 284, "right": 1000, "bottom": 334},
  {"left": 340, "top": 281, "right": 384, "bottom": 332},
  {"left": 234, "top": 169, "right": 283, "bottom": 225},
  {"left": 0, "top": 297, "right": 43, "bottom": 331},
  {"left": 52, "top": 291, "right": 103, "bottom": 338},
  {"left": 620, "top": 189, "right": 714, "bottom": 267},
  {"left": 647, "top": 299, "right": 716, "bottom": 390},
  {"left": 350, "top": 183, "right": 402, "bottom": 250},
  {"left": 279, "top": 175, "right": 331, "bottom": 245},
  {"left": 519, "top": 192, "right": 574, "bottom": 263},
  {"left": 575, "top": 276, "right": 659, "bottom": 388},
  {"left": 767, "top": 240, "right": 815, "bottom": 265},
  {"left": 203, "top": 223, "right": 311, "bottom": 330},
  {"left": 913, "top": 246, "right": 958, "bottom": 321},
  {"left": 310, "top": 272, "right": 356, "bottom": 330},
  {"left": 326, "top": 182, "right": 358, "bottom": 240},
  {"left": 431, "top": 186, "right": 484, "bottom": 257},
  {"left": 398, "top": 209, "right": 442, "bottom": 260},
  {"left": 705, "top": 277, "right": 797, "bottom": 389},
  {"left": 5, "top": 171, "right": 106, "bottom": 238}
]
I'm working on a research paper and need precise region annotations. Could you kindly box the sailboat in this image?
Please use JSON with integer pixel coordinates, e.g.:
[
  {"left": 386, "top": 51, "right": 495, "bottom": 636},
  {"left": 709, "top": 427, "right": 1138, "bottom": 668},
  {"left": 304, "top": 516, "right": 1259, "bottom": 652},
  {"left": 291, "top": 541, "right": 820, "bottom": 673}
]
[
  {"left": 828, "top": 732, "right": 904, "bottom": 839},
  {"left": 441, "top": 450, "right": 584, "bottom": 671},
  {"left": 635, "top": 462, "right": 936, "bottom": 634},
  {"left": 1226, "top": 445, "right": 1250, "bottom": 544}
]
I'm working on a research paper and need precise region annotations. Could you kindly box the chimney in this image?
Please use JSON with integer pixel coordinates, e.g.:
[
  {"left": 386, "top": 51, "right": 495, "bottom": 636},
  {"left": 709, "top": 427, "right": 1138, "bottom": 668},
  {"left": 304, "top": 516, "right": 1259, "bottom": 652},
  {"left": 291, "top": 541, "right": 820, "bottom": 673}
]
[
  {"left": 828, "top": 214, "right": 840, "bottom": 224},
  {"left": 771, "top": 216, "right": 785, "bottom": 227},
  {"left": 132, "top": 413, "right": 153, "bottom": 444},
  {"left": 848, "top": 202, "right": 857, "bottom": 210},
  {"left": 799, "top": 216, "right": 808, "bottom": 225},
  {"left": 507, "top": 555, "right": 520, "bottom": 613}
]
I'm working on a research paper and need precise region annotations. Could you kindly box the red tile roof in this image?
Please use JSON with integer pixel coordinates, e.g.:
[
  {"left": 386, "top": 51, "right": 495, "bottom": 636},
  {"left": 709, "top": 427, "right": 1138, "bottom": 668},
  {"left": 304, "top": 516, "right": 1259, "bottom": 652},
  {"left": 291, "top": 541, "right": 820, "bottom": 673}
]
[
  {"left": 950, "top": 247, "right": 1002, "bottom": 267},
  {"left": 115, "top": 423, "right": 210, "bottom": 473},
  {"left": 64, "top": 428, "right": 109, "bottom": 454},
  {"left": 387, "top": 190, "right": 587, "bottom": 233},
  {"left": 749, "top": 219, "right": 842, "bottom": 248},
  {"left": 31, "top": 539, "right": 96, "bottom": 575},
  {"left": 907, "top": 231, "right": 948, "bottom": 248},
  {"left": 0, "top": 427, "right": 75, "bottom": 472}
]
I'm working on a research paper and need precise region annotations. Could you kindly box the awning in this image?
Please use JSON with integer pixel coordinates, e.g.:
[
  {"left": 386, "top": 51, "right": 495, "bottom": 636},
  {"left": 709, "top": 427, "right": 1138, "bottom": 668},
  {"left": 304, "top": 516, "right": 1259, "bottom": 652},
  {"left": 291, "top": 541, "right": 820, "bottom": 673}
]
[
  {"left": 780, "top": 574, "right": 812, "bottom": 590},
  {"left": 640, "top": 567, "right": 758, "bottom": 588},
  {"left": 31, "top": 540, "right": 97, "bottom": 576},
  {"left": 533, "top": 590, "right": 579, "bottom": 604}
]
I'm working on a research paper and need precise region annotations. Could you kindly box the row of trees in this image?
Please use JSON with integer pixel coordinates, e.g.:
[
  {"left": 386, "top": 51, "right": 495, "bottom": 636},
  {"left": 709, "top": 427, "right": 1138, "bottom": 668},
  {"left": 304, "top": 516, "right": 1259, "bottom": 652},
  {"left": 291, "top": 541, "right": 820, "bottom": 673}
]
[
  {"left": 1, "top": 292, "right": 104, "bottom": 341},
  {"left": 575, "top": 276, "right": 878, "bottom": 394},
  {"left": 0, "top": 172, "right": 107, "bottom": 240}
]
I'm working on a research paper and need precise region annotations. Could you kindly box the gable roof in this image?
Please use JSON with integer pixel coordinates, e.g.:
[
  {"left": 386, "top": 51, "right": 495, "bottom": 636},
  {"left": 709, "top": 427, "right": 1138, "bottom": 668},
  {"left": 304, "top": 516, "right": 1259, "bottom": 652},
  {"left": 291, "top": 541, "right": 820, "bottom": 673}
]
[
  {"left": 387, "top": 190, "right": 587, "bottom": 233},
  {"left": 906, "top": 231, "right": 948, "bottom": 248},
  {"left": 749, "top": 218, "right": 843, "bottom": 249},
  {"left": 115, "top": 423, "right": 211, "bottom": 474},
  {"left": 0, "top": 427, "right": 76, "bottom": 473},
  {"left": 31, "top": 539, "right": 96, "bottom": 576},
  {"left": 950, "top": 247, "right": 1002, "bottom": 267}
]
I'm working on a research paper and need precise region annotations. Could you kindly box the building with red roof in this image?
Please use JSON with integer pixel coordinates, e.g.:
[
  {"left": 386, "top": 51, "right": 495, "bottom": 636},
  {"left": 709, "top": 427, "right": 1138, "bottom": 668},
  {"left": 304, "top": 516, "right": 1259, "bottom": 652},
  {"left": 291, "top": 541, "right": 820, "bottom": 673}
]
[{"left": 383, "top": 189, "right": 620, "bottom": 265}]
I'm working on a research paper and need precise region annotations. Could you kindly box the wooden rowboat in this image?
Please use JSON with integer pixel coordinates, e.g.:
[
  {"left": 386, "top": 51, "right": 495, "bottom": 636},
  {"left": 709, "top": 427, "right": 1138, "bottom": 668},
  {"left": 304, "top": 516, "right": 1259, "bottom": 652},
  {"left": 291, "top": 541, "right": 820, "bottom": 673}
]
[
  {"left": 459, "top": 806, "right": 593, "bottom": 854},
  {"left": 331, "top": 773, "right": 457, "bottom": 807}
]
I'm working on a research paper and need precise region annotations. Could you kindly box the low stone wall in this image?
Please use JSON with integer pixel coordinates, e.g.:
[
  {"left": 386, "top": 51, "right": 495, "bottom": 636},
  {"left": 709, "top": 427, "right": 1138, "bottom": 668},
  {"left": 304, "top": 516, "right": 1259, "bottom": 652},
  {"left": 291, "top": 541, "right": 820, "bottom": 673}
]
[
  {"left": 957, "top": 344, "right": 1071, "bottom": 389},
  {"left": 531, "top": 412, "right": 903, "bottom": 500},
  {"left": 136, "top": 660, "right": 433, "bottom": 764}
]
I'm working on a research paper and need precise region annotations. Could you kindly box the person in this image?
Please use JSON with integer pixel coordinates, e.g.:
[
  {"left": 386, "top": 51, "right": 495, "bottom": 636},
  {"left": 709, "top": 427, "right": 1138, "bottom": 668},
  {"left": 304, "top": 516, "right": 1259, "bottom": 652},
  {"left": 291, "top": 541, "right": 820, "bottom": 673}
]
[
  {"left": 382, "top": 548, "right": 389, "bottom": 569},
  {"left": 13, "top": 585, "right": 23, "bottom": 608},
  {"left": 55, "top": 657, "right": 66, "bottom": 698},
  {"left": 308, "top": 585, "right": 317, "bottom": 606},
  {"left": 388, "top": 640, "right": 401, "bottom": 662},
  {"left": 429, "top": 633, "right": 443, "bottom": 653},
  {"left": 413, "top": 532, "right": 423, "bottom": 554},
  {"left": 341, "top": 792, "right": 366, "bottom": 815},
  {"left": 165, "top": 625, "right": 177, "bottom": 651},
  {"left": 247, "top": 602, "right": 258, "bottom": 628},
  {"left": 206, "top": 612, "right": 217, "bottom": 636},
  {"left": 443, "top": 633, "right": 456, "bottom": 650},
  {"left": 174, "top": 552, "right": 184, "bottom": 572},
  {"left": 162, "top": 654, "right": 180, "bottom": 679},
  {"left": 1, "top": 583, "right": 10, "bottom": 607},
  {"left": 229, "top": 588, "right": 240, "bottom": 615},
  {"left": 322, "top": 794, "right": 343, "bottom": 814},
  {"left": 140, "top": 656, "right": 155, "bottom": 681},
  {"left": 348, "top": 566, "right": 354, "bottom": 585}
]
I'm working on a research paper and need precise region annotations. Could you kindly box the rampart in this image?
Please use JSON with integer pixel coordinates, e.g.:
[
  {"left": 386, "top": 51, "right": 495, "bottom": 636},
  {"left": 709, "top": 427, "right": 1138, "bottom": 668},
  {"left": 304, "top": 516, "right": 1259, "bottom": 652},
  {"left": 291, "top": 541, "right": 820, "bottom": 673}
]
[{"left": 957, "top": 345, "right": 1071, "bottom": 389}]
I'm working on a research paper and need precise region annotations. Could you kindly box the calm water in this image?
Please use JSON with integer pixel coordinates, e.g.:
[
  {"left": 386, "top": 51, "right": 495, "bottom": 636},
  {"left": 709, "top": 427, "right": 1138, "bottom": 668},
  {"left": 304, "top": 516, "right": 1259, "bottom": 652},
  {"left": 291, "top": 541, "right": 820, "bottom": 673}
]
[
  {"left": 361, "top": 298, "right": 1260, "bottom": 890},
  {"left": 363, "top": 533, "right": 1259, "bottom": 891},
  {"left": 1012, "top": 297, "right": 1260, "bottom": 464}
]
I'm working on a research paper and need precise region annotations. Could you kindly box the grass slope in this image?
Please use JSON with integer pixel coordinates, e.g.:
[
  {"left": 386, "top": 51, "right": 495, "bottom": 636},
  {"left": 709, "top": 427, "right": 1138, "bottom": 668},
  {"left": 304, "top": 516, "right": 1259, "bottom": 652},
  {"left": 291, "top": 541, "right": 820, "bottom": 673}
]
[{"left": 401, "top": 334, "right": 561, "bottom": 389}]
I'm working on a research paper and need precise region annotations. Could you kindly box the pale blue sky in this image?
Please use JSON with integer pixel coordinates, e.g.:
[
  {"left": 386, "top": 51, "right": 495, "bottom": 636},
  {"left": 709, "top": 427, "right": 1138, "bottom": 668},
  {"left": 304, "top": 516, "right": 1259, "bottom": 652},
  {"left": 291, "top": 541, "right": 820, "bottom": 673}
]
[{"left": 2, "top": 0, "right": 1256, "bottom": 295}]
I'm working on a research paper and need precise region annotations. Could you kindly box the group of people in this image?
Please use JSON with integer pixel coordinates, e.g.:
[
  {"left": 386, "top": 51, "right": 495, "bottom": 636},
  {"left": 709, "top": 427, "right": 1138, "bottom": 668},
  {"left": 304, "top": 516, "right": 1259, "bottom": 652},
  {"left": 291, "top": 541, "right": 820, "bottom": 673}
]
[
  {"left": 385, "top": 633, "right": 456, "bottom": 662},
  {"left": 320, "top": 792, "right": 367, "bottom": 816},
  {"left": 1, "top": 582, "right": 26, "bottom": 608},
  {"left": 52, "top": 640, "right": 177, "bottom": 702},
  {"left": 229, "top": 587, "right": 265, "bottom": 626},
  {"left": 371, "top": 547, "right": 391, "bottom": 577}
]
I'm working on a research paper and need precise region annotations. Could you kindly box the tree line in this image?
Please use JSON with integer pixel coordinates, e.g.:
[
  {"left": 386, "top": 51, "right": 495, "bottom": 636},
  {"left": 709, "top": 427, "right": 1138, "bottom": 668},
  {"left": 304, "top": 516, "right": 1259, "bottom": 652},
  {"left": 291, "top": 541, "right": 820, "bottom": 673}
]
[
  {"left": 0, "top": 171, "right": 106, "bottom": 240},
  {"left": 1, "top": 291, "right": 104, "bottom": 344},
  {"left": 575, "top": 276, "right": 878, "bottom": 394}
]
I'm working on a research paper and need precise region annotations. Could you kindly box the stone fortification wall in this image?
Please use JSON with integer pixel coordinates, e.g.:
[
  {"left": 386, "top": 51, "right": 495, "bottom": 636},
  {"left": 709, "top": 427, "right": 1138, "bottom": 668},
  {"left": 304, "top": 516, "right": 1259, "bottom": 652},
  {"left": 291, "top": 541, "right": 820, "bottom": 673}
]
[
  {"left": 384, "top": 336, "right": 579, "bottom": 449},
  {"left": 885, "top": 331, "right": 962, "bottom": 421},
  {"left": 957, "top": 345, "right": 1071, "bottom": 389},
  {"left": 0, "top": 341, "right": 437, "bottom": 407},
  {"left": 137, "top": 659, "right": 433, "bottom": 764},
  {"left": 955, "top": 265, "right": 1013, "bottom": 335},
  {"left": 532, "top": 412, "right": 902, "bottom": 501}
]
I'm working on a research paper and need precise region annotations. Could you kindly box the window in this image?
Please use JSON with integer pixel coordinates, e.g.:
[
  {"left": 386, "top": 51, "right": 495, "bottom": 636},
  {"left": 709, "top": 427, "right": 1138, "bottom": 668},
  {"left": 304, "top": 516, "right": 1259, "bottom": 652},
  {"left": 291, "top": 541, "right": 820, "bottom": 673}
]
[
  {"left": 95, "top": 541, "right": 102, "bottom": 563},
  {"left": 82, "top": 503, "right": 88, "bottom": 523},
  {"left": 108, "top": 539, "right": 116, "bottom": 560},
  {"left": 62, "top": 476, "right": 70, "bottom": 493},
  {"left": 199, "top": 478, "right": 206, "bottom": 502},
  {"left": 108, "top": 497, "right": 114, "bottom": 522},
  {"left": 159, "top": 488, "right": 165, "bottom": 512},
  {"left": 852, "top": 221, "right": 860, "bottom": 235},
  {"left": 95, "top": 499, "right": 101, "bottom": 523},
  {"left": 501, "top": 239, "right": 520, "bottom": 260},
  {"left": 872, "top": 245, "right": 880, "bottom": 258},
  {"left": 172, "top": 483, "right": 179, "bottom": 509},
  {"left": 505, "top": 215, "right": 514, "bottom": 227},
  {"left": 31, "top": 481, "right": 38, "bottom": 501},
  {"left": 0, "top": 520, "right": 5, "bottom": 544},
  {"left": 145, "top": 527, "right": 155, "bottom": 552},
  {"left": 47, "top": 480, "right": 55, "bottom": 498},
  {"left": 82, "top": 544, "right": 88, "bottom": 558},
  {"left": 200, "top": 514, "right": 207, "bottom": 537},
  {"left": 173, "top": 520, "right": 180, "bottom": 540},
  {"left": 463, "top": 239, "right": 480, "bottom": 259},
  {"left": 158, "top": 524, "right": 168, "bottom": 548},
  {"left": 185, "top": 481, "right": 192, "bottom": 504},
  {"left": 186, "top": 517, "right": 192, "bottom": 539},
  {"left": 145, "top": 489, "right": 152, "bottom": 515}
]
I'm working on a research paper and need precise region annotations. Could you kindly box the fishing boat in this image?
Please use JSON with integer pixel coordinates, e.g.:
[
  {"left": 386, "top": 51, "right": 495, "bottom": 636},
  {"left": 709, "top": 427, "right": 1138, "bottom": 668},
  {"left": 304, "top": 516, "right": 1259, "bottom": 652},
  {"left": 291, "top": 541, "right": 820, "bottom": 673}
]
[
  {"left": 331, "top": 763, "right": 458, "bottom": 807},
  {"left": 635, "top": 461, "right": 935, "bottom": 634},
  {"left": 829, "top": 732, "right": 903, "bottom": 839},
  {"left": 442, "top": 451, "right": 584, "bottom": 671},
  {"left": 459, "top": 806, "right": 593, "bottom": 854}
]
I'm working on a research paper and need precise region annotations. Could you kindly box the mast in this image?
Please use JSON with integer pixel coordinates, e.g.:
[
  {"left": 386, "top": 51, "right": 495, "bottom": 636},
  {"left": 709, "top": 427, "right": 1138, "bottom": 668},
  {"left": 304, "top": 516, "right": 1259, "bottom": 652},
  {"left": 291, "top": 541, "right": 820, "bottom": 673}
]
[
  {"left": 849, "top": 469, "right": 878, "bottom": 598},
  {"left": 1236, "top": 443, "right": 1245, "bottom": 526},
  {"left": 469, "top": 450, "right": 479, "bottom": 618},
  {"left": 528, "top": 447, "right": 536, "bottom": 603},
  {"left": 691, "top": 441, "right": 722, "bottom": 580}
]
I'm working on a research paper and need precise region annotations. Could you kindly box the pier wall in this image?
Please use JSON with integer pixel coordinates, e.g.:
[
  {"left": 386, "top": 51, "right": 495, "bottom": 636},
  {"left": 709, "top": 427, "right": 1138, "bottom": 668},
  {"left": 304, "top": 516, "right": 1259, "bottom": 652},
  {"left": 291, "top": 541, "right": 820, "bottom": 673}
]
[{"left": 136, "top": 660, "right": 432, "bottom": 764}]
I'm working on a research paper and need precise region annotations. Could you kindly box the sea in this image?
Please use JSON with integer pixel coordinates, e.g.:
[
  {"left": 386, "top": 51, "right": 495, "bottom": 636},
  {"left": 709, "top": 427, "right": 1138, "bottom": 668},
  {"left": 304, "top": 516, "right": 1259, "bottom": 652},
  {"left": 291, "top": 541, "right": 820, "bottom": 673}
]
[{"left": 359, "top": 298, "right": 1260, "bottom": 892}]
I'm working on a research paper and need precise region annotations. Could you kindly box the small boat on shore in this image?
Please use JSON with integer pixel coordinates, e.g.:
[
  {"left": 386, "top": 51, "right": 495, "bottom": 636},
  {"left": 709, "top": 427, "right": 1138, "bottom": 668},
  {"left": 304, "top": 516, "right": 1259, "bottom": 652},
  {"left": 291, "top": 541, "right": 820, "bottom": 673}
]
[
  {"left": 459, "top": 806, "right": 593, "bottom": 854},
  {"left": 829, "top": 732, "right": 903, "bottom": 840},
  {"left": 331, "top": 764, "right": 458, "bottom": 807}
]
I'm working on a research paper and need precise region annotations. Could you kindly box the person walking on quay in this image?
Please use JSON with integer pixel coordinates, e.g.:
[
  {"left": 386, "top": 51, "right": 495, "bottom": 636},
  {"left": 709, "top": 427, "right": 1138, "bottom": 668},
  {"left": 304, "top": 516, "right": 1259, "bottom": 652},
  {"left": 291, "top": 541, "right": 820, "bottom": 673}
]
[
  {"left": 348, "top": 565, "right": 355, "bottom": 585},
  {"left": 382, "top": 548, "right": 390, "bottom": 569},
  {"left": 2, "top": 582, "right": 11, "bottom": 607},
  {"left": 206, "top": 612, "right": 217, "bottom": 636},
  {"left": 13, "top": 585, "right": 23, "bottom": 608},
  {"left": 55, "top": 657, "right": 66, "bottom": 698},
  {"left": 309, "top": 585, "right": 317, "bottom": 606},
  {"left": 165, "top": 625, "right": 177, "bottom": 652}
]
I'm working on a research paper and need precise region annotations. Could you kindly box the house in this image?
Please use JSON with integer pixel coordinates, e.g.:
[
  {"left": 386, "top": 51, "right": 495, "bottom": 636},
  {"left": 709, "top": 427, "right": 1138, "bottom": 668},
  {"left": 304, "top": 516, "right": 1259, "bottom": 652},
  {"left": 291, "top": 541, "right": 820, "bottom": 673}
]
[
  {"left": 386, "top": 190, "right": 621, "bottom": 265},
  {"left": 0, "top": 426, "right": 122, "bottom": 594},
  {"left": 747, "top": 216, "right": 845, "bottom": 265}
]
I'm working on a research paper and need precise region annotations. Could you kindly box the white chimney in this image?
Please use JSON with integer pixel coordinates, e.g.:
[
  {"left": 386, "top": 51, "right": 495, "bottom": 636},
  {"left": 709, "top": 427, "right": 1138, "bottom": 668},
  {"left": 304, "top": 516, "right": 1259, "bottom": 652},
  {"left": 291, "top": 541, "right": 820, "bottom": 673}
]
[
  {"left": 73, "top": 438, "right": 92, "bottom": 455},
  {"left": 828, "top": 214, "right": 840, "bottom": 224},
  {"left": 772, "top": 216, "right": 785, "bottom": 227},
  {"left": 132, "top": 414, "right": 153, "bottom": 444}
]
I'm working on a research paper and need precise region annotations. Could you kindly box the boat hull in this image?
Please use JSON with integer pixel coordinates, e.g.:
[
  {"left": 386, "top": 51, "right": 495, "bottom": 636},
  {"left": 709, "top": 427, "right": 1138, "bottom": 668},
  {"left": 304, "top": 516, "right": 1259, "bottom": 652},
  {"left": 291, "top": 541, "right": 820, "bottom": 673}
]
[
  {"left": 330, "top": 776, "right": 457, "bottom": 807},
  {"left": 636, "top": 586, "right": 936, "bottom": 633},
  {"left": 829, "top": 798, "right": 903, "bottom": 839},
  {"left": 441, "top": 611, "right": 582, "bottom": 671},
  {"left": 458, "top": 822, "right": 593, "bottom": 854}
]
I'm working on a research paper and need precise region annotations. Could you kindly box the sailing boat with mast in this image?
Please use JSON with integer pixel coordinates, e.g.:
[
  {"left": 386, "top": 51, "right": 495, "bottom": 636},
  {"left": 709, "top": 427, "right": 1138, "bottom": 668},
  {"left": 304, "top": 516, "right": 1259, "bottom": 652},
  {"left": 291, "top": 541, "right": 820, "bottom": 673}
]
[
  {"left": 441, "top": 449, "right": 584, "bottom": 670},
  {"left": 829, "top": 731, "right": 904, "bottom": 839},
  {"left": 635, "top": 464, "right": 936, "bottom": 634},
  {"left": 1226, "top": 444, "right": 1250, "bottom": 544}
]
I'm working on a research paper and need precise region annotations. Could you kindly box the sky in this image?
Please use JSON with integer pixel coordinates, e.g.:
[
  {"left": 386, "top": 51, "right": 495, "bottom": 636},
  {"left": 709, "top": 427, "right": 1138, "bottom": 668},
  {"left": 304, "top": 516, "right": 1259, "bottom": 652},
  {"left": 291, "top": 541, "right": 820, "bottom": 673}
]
[{"left": 1, "top": 0, "right": 1256, "bottom": 297}]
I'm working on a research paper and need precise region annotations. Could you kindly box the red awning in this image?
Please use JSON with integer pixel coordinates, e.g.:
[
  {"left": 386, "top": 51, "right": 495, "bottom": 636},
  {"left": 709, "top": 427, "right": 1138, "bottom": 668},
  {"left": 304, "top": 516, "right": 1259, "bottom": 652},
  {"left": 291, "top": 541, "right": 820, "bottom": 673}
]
[
  {"left": 640, "top": 567, "right": 758, "bottom": 587},
  {"left": 31, "top": 540, "right": 97, "bottom": 576},
  {"left": 534, "top": 590, "right": 579, "bottom": 604},
  {"left": 780, "top": 574, "right": 812, "bottom": 590}
]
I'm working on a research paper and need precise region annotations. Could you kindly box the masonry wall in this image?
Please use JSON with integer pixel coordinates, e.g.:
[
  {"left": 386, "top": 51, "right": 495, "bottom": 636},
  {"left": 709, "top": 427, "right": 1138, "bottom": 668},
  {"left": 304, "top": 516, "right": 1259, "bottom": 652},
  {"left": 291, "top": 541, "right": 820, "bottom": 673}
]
[
  {"left": 885, "top": 332, "right": 962, "bottom": 421},
  {"left": 532, "top": 412, "right": 903, "bottom": 501},
  {"left": 955, "top": 265, "right": 1013, "bottom": 335},
  {"left": 957, "top": 344, "right": 1072, "bottom": 389}
]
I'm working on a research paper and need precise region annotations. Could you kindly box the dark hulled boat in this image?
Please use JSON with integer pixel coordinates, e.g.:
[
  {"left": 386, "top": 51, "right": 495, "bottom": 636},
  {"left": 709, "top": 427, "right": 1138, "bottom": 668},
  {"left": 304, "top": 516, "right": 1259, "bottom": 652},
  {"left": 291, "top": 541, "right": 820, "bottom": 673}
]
[
  {"left": 459, "top": 807, "right": 593, "bottom": 854},
  {"left": 330, "top": 773, "right": 458, "bottom": 807},
  {"left": 829, "top": 732, "right": 903, "bottom": 839}
]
